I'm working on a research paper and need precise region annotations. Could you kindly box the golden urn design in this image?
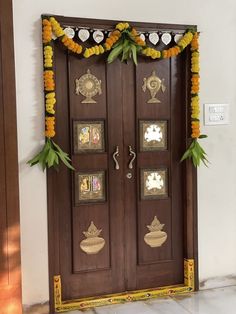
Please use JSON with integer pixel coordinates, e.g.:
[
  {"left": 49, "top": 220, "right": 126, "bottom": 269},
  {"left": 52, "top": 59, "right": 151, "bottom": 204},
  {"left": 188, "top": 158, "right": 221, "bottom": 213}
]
[
  {"left": 144, "top": 216, "right": 167, "bottom": 248},
  {"left": 80, "top": 221, "right": 105, "bottom": 255},
  {"left": 75, "top": 69, "right": 102, "bottom": 103},
  {"left": 142, "top": 70, "right": 166, "bottom": 103}
]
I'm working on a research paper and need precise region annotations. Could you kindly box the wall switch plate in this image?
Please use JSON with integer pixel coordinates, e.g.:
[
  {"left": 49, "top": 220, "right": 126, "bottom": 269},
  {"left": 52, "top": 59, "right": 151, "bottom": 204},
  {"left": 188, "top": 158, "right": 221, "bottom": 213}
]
[{"left": 204, "top": 104, "right": 229, "bottom": 125}]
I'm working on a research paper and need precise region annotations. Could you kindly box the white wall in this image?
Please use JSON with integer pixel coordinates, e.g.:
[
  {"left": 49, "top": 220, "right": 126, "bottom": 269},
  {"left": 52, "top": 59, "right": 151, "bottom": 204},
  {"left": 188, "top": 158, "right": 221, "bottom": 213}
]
[{"left": 13, "top": 0, "right": 236, "bottom": 306}]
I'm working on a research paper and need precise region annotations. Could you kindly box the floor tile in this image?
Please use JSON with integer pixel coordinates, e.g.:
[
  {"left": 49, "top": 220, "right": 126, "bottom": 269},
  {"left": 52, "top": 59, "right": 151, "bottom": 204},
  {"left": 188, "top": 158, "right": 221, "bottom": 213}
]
[
  {"left": 64, "top": 310, "right": 95, "bottom": 314},
  {"left": 94, "top": 301, "right": 157, "bottom": 314},
  {"left": 172, "top": 286, "right": 236, "bottom": 314},
  {"left": 145, "top": 297, "right": 190, "bottom": 313},
  {"left": 66, "top": 286, "right": 236, "bottom": 314}
]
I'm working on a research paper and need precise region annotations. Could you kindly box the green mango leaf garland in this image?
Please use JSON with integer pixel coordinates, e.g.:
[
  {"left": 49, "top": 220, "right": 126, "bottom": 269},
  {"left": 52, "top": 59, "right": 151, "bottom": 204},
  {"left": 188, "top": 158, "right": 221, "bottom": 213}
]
[
  {"left": 181, "top": 32, "right": 208, "bottom": 167},
  {"left": 107, "top": 28, "right": 144, "bottom": 65},
  {"left": 28, "top": 138, "right": 74, "bottom": 171}
]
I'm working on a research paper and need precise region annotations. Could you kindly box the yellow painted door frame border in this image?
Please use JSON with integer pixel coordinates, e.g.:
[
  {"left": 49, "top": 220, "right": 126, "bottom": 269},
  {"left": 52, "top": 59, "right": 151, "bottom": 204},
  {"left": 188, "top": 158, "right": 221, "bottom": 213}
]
[{"left": 54, "top": 259, "right": 194, "bottom": 312}]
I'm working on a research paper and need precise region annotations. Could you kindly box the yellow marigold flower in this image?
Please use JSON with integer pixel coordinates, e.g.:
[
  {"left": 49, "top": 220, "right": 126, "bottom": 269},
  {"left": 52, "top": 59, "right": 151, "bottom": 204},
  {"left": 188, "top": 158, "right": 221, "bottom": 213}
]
[
  {"left": 83, "top": 49, "right": 90, "bottom": 58},
  {"left": 116, "top": 22, "right": 129, "bottom": 31},
  {"left": 146, "top": 47, "right": 152, "bottom": 56},
  {"left": 46, "top": 92, "right": 55, "bottom": 98},
  {"left": 50, "top": 17, "right": 64, "bottom": 37},
  {"left": 46, "top": 98, "right": 56, "bottom": 105},
  {"left": 95, "top": 45, "right": 100, "bottom": 55},
  {"left": 99, "top": 45, "right": 104, "bottom": 54},
  {"left": 44, "top": 62, "right": 52, "bottom": 66},
  {"left": 46, "top": 104, "right": 55, "bottom": 114}
]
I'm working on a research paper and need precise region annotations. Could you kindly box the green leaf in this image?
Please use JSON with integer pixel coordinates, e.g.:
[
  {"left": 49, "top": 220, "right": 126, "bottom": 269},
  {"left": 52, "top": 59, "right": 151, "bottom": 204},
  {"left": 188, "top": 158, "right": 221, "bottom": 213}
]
[
  {"left": 54, "top": 153, "right": 59, "bottom": 165},
  {"left": 107, "top": 43, "right": 124, "bottom": 64},
  {"left": 27, "top": 151, "right": 43, "bottom": 166},
  {"left": 112, "top": 38, "right": 123, "bottom": 49},
  {"left": 47, "top": 148, "right": 56, "bottom": 168},
  {"left": 121, "top": 39, "right": 131, "bottom": 62},
  {"left": 28, "top": 138, "right": 74, "bottom": 171},
  {"left": 56, "top": 151, "right": 75, "bottom": 170},
  {"left": 180, "top": 148, "right": 191, "bottom": 162},
  {"left": 199, "top": 134, "right": 208, "bottom": 139},
  {"left": 130, "top": 44, "right": 138, "bottom": 65},
  {"left": 181, "top": 139, "right": 209, "bottom": 167}
]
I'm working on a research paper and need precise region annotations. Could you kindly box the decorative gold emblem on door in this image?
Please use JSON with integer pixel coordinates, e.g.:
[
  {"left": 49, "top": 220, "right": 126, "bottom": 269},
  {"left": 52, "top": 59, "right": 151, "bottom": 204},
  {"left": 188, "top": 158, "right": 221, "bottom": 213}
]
[
  {"left": 75, "top": 69, "right": 102, "bottom": 103},
  {"left": 142, "top": 70, "right": 166, "bottom": 103},
  {"left": 73, "top": 120, "right": 105, "bottom": 153},
  {"left": 80, "top": 221, "right": 105, "bottom": 254},
  {"left": 144, "top": 216, "right": 167, "bottom": 247},
  {"left": 75, "top": 171, "right": 105, "bottom": 203},
  {"left": 140, "top": 120, "right": 167, "bottom": 151},
  {"left": 141, "top": 169, "right": 168, "bottom": 199}
]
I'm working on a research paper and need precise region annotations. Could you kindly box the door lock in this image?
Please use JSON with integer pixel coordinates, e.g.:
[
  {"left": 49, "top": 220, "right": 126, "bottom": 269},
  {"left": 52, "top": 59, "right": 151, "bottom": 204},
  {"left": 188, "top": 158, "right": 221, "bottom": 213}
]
[{"left": 126, "top": 172, "right": 132, "bottom": 179}]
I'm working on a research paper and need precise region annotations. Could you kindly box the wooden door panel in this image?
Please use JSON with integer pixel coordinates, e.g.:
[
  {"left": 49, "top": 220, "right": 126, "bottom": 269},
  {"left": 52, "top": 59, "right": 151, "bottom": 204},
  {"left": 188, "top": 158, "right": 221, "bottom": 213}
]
[
  {"left": 69, "top": 56, "right": 107, "bottom": 118},
  {"left": 136, "top": 59, "right": 170, "bottom": 118},
  {"left": 50, "top": 18, "right": 194, "bottom": 307},
  {"left": 121, "top": 63, "right": 137, "bottom": 291},
  {"left": 137, "top": 262, "right": 179, "bottom": 287},
  {"left": 54, "top": 50, "right": 126, "bottom": 299},
  {"left": 138, "top": 200, "right": 172, "bottom": 264},
  {"left": 72, "top": 204, "right": 110, "bottom": 272},
  {"left": 69, "top": 55, "right": 110, "bottom": 276},
  {"left": 123, "top": 55, "right": 185, "bottom": 290}
]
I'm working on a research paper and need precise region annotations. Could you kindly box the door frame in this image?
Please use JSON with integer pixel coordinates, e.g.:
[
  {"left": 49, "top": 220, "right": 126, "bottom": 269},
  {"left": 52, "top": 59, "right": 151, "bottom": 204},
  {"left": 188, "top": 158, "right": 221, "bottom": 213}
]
[
  {"left": 0, "top": 0, "right": 22, "bottom": 313},
  {"left": 47, "top": 15, "right": 198, "bottom": 313}
]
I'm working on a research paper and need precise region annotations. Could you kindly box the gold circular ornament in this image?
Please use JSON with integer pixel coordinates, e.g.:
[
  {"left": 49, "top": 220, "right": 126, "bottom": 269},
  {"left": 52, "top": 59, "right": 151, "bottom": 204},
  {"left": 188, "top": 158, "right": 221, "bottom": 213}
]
[{"left": 75, "top": 69, "right": 102, "bottom": 103}]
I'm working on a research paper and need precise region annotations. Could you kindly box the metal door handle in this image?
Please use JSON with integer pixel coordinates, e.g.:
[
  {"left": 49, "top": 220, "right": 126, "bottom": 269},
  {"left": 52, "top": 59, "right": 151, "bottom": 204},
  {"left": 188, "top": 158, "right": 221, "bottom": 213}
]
[
  {"left": 112, "top": 146, "right": 120, "bottom": 170},
  {"left": 128, "top": 145, "right": 136, "bottom": 169}
]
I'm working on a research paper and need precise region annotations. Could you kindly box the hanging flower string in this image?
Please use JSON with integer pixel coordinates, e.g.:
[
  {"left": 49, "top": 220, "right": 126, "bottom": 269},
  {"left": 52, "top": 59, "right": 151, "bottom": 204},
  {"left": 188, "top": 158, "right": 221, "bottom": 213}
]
[
  {"left": 181, "top": 32, "right": 208, "bottom": 166},
  {"left": 28, "top": 17, "right": 207, "bottom": 171},
  {"left": 28, "top": 18, "right": 74, "bottom": 170}
]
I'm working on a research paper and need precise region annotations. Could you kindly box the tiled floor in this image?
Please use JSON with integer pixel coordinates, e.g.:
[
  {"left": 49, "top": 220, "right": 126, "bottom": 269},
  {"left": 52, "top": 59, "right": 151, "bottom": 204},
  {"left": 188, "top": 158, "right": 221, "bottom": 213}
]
[{"left": 66, "top": 286, "right": 236, "bottom": 314}]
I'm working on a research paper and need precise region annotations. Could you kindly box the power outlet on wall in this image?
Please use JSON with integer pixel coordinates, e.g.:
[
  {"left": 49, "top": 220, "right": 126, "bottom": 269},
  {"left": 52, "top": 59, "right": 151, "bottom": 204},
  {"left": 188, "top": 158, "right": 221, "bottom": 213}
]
[{"left": 204, "top": 103, "right": 229, "bottom": 126}]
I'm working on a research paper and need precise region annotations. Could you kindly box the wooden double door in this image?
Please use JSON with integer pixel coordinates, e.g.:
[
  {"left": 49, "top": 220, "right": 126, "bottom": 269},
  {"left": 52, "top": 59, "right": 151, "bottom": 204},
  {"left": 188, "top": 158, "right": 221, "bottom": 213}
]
[{"left": 50, "top": 18, "right": 190, "bottom": 304}]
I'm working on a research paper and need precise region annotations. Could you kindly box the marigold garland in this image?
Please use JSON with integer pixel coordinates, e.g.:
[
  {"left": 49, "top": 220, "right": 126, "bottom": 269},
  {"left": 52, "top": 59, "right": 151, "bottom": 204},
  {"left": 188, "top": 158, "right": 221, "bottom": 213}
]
[
  {"left": 142, "top": 31, "right": 193, "bottom": 59},
  {"left": 28, "top": 17, "right": 208, "bottom": 171},
  {"left": 42, "top": 19, "right": 52, "bottom": 44},
  {"left": 190, "top": 33, "right": 201, "bottom": 139},
  {"left": 28, "top": 17, "right": 74, "bottom": 170},
  {"left": 181, "top": 32, "right": 208, "bottom": 166},
  {"left": 44, "top": 46, "right": 53, "bottom": 67}
]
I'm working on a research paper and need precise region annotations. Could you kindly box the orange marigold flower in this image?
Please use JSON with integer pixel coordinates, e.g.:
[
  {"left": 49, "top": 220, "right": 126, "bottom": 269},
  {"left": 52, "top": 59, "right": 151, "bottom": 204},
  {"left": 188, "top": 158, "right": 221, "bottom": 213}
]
[
  {"left": 104, "top": 43, "right": 111, "bottom": 50},
  {"left": 112, "top": 30, "right": 121, "bottom": 37},
  {"left": 45, "top": 130, "right": 56, "bottom": 138},
  {"left": 42, "top": 19, "right": 52, "bottom": 44}
]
